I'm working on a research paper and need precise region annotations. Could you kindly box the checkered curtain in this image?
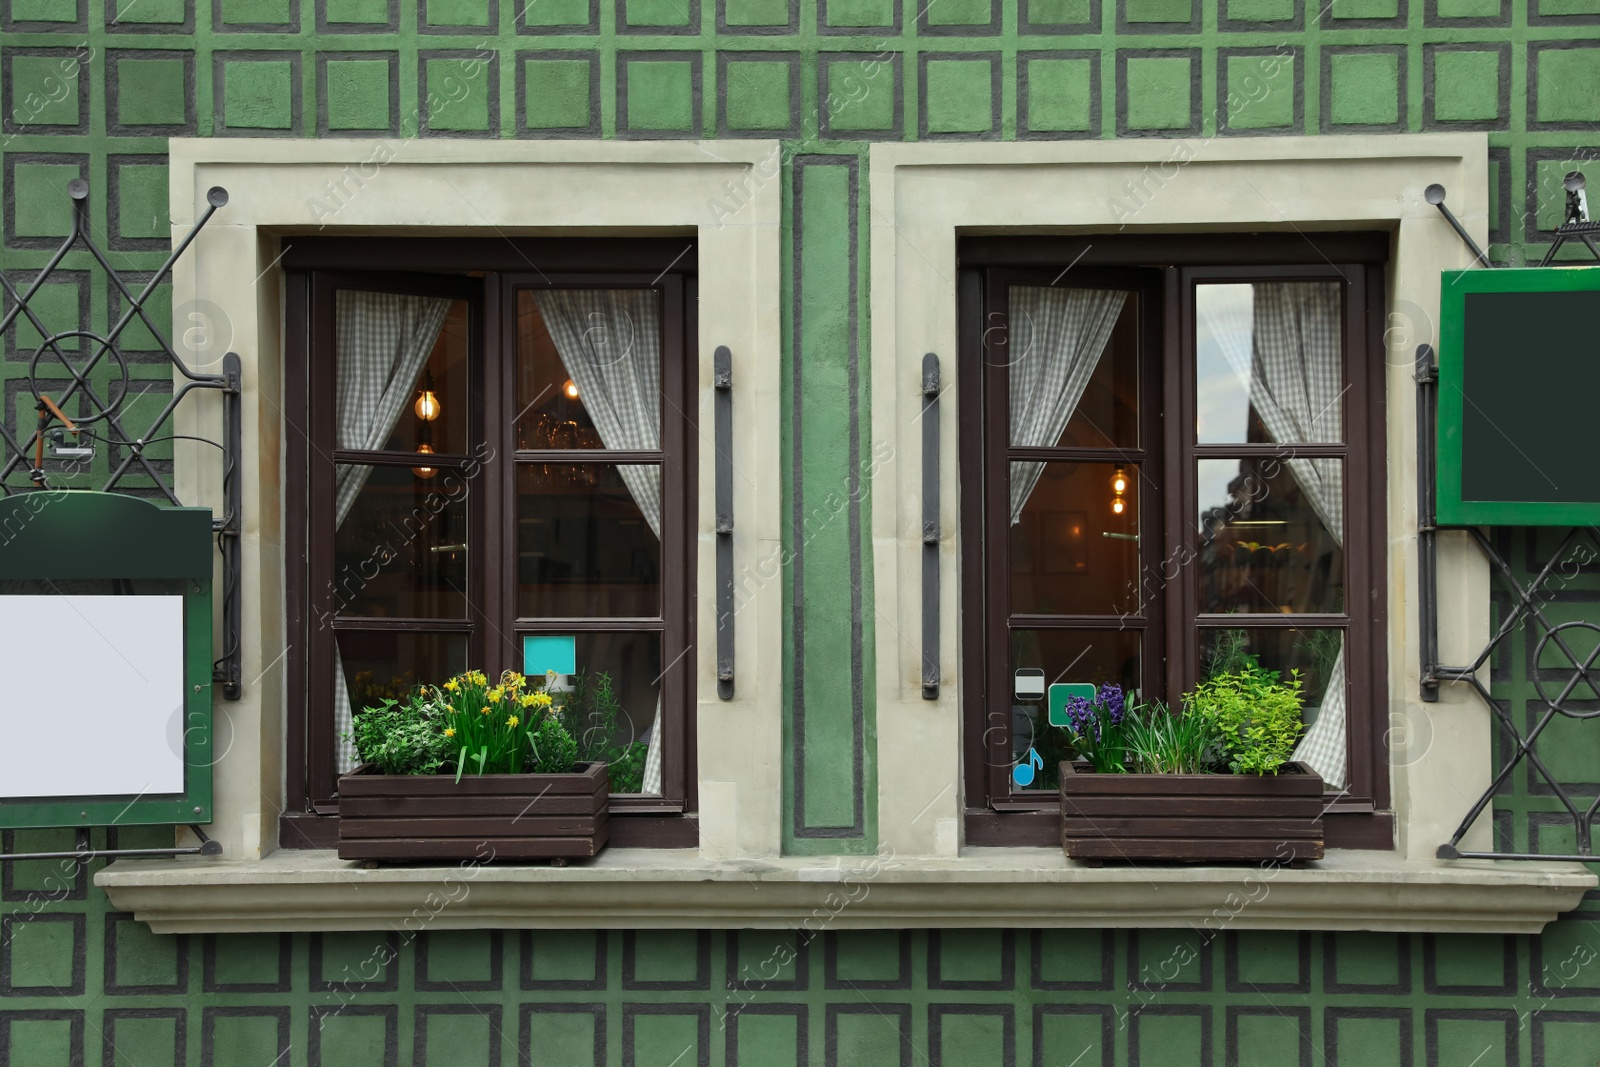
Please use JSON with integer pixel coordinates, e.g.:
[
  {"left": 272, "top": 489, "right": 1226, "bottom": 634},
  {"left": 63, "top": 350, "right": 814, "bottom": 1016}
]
[
  {"left": 533, "top": 290, "right": 666, "bottom": 795},
  {"left": 333, "top": 291, "right": 453, "bottom": 772},
  {"left": 1008, "top": 286, "right": 1129, "bottom": 523},
  {"left": 1241, "top": 281, "right": 1347, "bottom": 787}
]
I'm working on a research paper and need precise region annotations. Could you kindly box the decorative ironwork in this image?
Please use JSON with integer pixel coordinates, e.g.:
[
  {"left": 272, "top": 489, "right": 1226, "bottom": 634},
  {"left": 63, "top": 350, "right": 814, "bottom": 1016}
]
[
  {"left": 0, "top": 179, "right": 242, "bottom": 700},
  {"left": 1422, "top": 181, "right": 1600, "bottom": 861}
]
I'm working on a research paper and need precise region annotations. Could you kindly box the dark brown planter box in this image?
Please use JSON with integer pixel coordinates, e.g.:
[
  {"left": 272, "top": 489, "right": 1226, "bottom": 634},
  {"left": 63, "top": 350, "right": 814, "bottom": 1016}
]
[
  {"left": 1059, "top": 760, "right": 1324, "bottom": 865},
  {"left": 337, "top": 762, "right": 609, "bottom": 863}
]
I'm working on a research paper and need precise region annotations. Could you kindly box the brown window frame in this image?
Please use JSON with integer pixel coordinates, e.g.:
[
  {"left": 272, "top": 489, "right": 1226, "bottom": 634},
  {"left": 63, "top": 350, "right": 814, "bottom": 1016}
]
[
  {"left": 959, "top": 233, "right": 1392, "bottom": 851},
  {"left": 280, "top": 238, "right": 699, "bottom": 849}
]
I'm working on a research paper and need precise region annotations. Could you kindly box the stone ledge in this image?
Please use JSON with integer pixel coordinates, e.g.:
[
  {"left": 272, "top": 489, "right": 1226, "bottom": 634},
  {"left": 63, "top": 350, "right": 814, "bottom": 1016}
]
[{"left": 97, "top": 848, "right": 1594, "bottom": 935}]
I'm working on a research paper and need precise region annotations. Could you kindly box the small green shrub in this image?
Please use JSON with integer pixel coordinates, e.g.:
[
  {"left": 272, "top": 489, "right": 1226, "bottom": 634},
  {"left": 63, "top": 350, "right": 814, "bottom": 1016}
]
[
  {"left": 346, "top": 695, "right": 452, "bottom": 776},
  {"left": 1187, "top": 660, "right": 1306, "bottom": 775}
]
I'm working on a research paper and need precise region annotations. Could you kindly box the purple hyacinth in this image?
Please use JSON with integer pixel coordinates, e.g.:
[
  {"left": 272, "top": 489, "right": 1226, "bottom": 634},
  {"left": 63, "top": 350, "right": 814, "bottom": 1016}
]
[
  {"left": 1063, "top": 695, "right": 1096, "bottom": 740},
  {"left": 1098, "top": 684, "right": 1125, "bottom": 726}
]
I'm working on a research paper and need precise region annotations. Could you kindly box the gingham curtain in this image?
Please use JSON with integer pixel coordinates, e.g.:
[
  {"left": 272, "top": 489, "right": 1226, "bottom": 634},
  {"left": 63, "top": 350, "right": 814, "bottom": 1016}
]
[
  {"left": 1203, "top": 281, "right": 1347, "bottom": 786},
  {"left": 333, "top": 291, "right": 453, "bottom": 772},
  {"left": 533, "top": 290, "right": 666, "bottom": 795},
  {"left": 1008, "top": 286, "right": 1129, "bottom": 523}
]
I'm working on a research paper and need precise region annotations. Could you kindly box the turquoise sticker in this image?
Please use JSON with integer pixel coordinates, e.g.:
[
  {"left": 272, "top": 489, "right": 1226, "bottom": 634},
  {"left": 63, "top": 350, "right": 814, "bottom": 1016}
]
[
  {"left": 524, "top": 635, "right": 577, "bottom": 676},
  {"left": 1047, "top": 683, "right": 1099, "bottom": 727}
]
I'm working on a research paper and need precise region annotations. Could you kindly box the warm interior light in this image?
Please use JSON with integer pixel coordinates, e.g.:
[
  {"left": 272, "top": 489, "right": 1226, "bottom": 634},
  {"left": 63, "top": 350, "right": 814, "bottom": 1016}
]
[
  {"left": 1111, "top": 468, "right": 1128, "bottom": 494},
  {"left": 414, "top": 389, "right": 441, "bottom": 422},
  {"left": 413, "top": 442, "right": 437, "bottom": 479},
  {"left": 563, "top": 379, "right": 580, "bottom": 400},
  {"left": 1111, "top": 498, "right": 1125, "bottom": 515}
]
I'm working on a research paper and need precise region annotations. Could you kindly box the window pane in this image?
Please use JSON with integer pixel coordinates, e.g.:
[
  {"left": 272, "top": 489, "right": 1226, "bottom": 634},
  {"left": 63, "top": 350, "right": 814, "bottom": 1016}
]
[
  {"left": 333, "top": 464, "right": 469, "bottom": 619},
  {"left": 1010, "top": 628, "right": 1143, "bottom": 792},
  {"left": 517, "top": 463, "right": 661, "bottom": 618},
  {"left": 1008, "top": 286, "right": 1139, "bottom": 450},
  {"left": 336, "top": 291, "right": 470, "bottom": 456},
  {"left": 516, "top": 289, "right": 662, "bottom": 452},
  {"left": 1198, "top": 626, "right": 1345, "bottom": 754},
  {"left": 1197, "top": 457, "right": 1344, "bottom": 615},
  {"left": 1010, "top": 462, "right": 1142, "bottom": 617},
  {"left": 338, "top": 631, "right": 469, "bottom": 712},
  {"left": 1195, "top": 281, "right": 1342, "bottom": 445},
  {"left": 522, "top": 631, "right": 665, "bottom": 796}
]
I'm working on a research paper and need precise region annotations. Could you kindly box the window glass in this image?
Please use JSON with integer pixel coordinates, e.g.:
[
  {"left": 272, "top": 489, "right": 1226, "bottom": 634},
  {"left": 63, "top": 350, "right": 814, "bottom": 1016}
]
[
  {"left": 1196, "top": 457, "right": 1344, "bottom": 615},
  {"left": 516, "top": 289, "right": 661, "bottom": 452},
  {"left": 1009, "top": 628, "right": 1144, "bottom": 793},
  {"left": 336, "top": 291, "right": 471, "bottom": 457},
  {"left": 1010, "top": 461, "right": 1142, "bottom": 617},
  {"left": 1008, "top": 286, "right": 1139, "bottom": 450},
  {"left": 337, "top": 631, "right": 470, "bottom": 713},
  {"left": 333, "top": 463, "right": 469, "bottom": 620},
  {"left": 1195, "top": 281, "right": 1343, "bottom": 444},
  {"left": 517, "top": 463, "right": 661, "bottom": 618},
  {"left": 522, "top": 631, "right": 664, "bottom": 796}
]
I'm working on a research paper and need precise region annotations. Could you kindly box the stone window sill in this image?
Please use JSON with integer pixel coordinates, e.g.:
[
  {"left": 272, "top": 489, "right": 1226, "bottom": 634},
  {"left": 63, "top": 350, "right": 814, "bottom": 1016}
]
[{"left": 97, "top": 847, "right": 1594, "bottom": 935}]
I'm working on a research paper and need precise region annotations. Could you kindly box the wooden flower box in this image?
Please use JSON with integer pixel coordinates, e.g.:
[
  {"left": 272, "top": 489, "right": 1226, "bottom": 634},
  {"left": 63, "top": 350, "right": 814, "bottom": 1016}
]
[
  {"left": 337, "top": 762, "right": 610, "bottom": 864},
  {"left": 1058, "top": 760, "right": 1324, "bottom": 865}
]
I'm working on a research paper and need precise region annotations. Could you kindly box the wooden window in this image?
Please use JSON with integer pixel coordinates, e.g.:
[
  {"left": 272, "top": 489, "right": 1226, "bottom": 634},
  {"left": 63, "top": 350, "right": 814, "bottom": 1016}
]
[
  {"left": 959, "top": 235, "right": 1391, "bottom": 849},
  {"left": 281, "top": 239, "right": 698, "bottom": 848}
]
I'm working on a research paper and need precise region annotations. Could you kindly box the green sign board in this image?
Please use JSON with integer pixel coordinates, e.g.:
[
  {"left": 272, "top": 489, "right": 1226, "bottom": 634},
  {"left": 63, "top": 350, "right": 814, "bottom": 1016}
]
[
  {"left": 0, "top": 492, "right": 214, "bottom": 830},
  {"left": 1438, "top": 265, "right": 1600, "bottom": 525},
  {"left": 1047, "top": 683, "right": 1098, "bottom": 727}
]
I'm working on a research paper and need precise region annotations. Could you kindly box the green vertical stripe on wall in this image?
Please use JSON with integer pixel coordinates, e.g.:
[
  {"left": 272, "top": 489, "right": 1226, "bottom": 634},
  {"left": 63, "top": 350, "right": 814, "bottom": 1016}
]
[{"left": 785, "top": 155, "right": 875, "bottom": 853}]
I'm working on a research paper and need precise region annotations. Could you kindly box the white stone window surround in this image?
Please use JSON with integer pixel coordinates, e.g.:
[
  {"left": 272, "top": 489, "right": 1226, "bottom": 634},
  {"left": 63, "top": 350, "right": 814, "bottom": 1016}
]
[{"left": 98, "top": 137, "right": 1593, "bottom": 935}]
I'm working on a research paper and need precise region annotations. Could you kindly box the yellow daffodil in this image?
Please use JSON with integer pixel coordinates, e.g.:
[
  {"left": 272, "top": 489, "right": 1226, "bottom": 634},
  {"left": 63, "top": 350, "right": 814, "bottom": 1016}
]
[
  {"left": 520, "top": 693, "right": 538, "bottom": 708},
  {"left": 467, "top": 670, "right": 487, "bottom": 686},
  {"left": 443, "top": 679, "right": 459, "bottom": 692},
  {"left": 480, "top": 705, "right": 492, "bottom": 716},
  {"left": 505, "top": 671, "right": 525, "bottom": 688},
  {"left": 531, "top": 691, "right": 553, "bottom": 708},
  {"left": 487, "top": 685, "right": 505, "bottom": 703},
  {"left": 443, "top": 727, "right": 456, "bottom": 738},
  {"left": 506, "top": 715, "right": 520, "bottom": 728}
]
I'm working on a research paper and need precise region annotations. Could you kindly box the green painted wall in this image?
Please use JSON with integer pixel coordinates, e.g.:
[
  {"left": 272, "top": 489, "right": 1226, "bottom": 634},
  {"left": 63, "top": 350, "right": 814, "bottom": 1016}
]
[{"left": 3, "top": 1, "right": 1600, "bottom": 1062}]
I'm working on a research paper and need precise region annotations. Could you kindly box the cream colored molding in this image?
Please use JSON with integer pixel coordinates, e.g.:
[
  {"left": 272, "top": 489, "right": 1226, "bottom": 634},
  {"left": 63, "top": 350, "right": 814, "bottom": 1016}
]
[
  {"left": 867, "top": 135, "right": 1500, "bottom": 864},
  {"left": 98, "top": 848, "right": 1593, "bottom": 935},
  {"left": 165, "top": 139, "right": 785, "bottom": 863}
]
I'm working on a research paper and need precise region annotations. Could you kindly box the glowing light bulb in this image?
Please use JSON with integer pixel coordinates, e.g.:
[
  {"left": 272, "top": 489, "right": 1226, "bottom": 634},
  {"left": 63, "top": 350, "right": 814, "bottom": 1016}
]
[
  {"left": 1111, "top": 468, "right": 1128, "bottom": 494},
  {"left": 414, "top": 390, "right": 441, "bottom": 422},
  {"left": 413, "top": 442, "right": 437, "bottom": 479},
  {"left": 563, "top": 379, "right": 580, "bottom": 400},
  {"left": 1111, "top": 498, "right": 1125, "bottom": 516}
]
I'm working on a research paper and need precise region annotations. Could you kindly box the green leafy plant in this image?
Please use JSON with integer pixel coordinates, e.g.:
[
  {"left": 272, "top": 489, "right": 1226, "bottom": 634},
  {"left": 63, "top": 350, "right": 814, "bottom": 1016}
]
[
  {"left": 561, "top": 670, "right": 650, "bottom": 794},
  {"left": 344, "top": 694, "right": 452, "bottom": 776},
  {"left": 1121, "top": 701, "right": 1219, "bottom": 775},
  {"left": 1186, "top": 659, "right": 1306, "bottom": 775}
]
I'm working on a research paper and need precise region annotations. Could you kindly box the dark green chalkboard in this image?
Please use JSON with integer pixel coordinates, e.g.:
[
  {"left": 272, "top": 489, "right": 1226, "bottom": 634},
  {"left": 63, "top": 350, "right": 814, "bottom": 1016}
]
[{"left": 1438, "top": 266, "right": 1600, "bottom": 525}]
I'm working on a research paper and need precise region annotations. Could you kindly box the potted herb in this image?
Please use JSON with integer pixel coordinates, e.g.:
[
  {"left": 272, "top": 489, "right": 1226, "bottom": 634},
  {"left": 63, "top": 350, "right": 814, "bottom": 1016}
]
[
  {"left": 1056, "top": 673, "right": 1324, "bottom": 866},
  {"left": 337, "top": 669, "right": 610, "bottom": 864}
]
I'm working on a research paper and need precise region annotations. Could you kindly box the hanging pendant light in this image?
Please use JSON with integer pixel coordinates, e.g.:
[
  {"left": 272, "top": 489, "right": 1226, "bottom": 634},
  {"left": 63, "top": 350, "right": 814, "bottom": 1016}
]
[{"left": 413, "top": 442, "right": 438, "bottom": 479}]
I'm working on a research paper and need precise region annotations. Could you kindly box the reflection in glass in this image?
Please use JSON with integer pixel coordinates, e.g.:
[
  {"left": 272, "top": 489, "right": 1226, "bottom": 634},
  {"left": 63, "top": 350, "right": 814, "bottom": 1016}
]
[
  {"left": 517, "top": 464, "right": 661, "bottom": 618},
  {"left": 1010, "top": 462, "right": 1142, "bottom": 617},
  {"left": 333, "top": 464, "right": 468, "bottom": 619},
  {"left": 1199, "top": 627, "right": 1341, "bottom": 725},
  {"left": 1009, "top": 629, "right": 1143, "bottom": 792},
  {"left": 1195, "top": 281, "right": 1342, "bottom": 445},
  {"left": 336, "top": 292, "right": 471, "bottom": 456},
  {"left": 516, "top": 289, "right": 661, "bottom": 452},
  {"left": 1008, "top": 286, "right": 1139, "bottom": 450},
  {"left": 525, "top": 631, "right": 664, "bottom": 795},
  {"left": 1196, "top": 458, "right": 1343, "bottom": 615}
]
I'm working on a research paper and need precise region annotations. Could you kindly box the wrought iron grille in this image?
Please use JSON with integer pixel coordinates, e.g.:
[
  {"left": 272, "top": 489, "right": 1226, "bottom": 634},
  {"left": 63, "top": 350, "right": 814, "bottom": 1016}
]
[
  {"left": 1424, "top": 182, "right": 1600, "bottom": 862},
  {"left": 0, "top": 179, "right": 241, "bottom": 699}
]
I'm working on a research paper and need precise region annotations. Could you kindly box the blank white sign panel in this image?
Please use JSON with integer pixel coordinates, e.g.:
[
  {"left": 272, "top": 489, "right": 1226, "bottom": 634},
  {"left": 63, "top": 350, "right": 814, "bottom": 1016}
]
[{"left": 0, "top": 595, "right": 186, "bottom": 800}]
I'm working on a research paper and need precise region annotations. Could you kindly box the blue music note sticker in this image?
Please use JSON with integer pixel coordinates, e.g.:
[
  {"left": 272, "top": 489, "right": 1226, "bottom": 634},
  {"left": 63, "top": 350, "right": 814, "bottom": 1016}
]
[{"left": 1012, "top": 747, "right": 1044, "bottom": 788}]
